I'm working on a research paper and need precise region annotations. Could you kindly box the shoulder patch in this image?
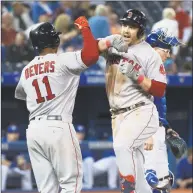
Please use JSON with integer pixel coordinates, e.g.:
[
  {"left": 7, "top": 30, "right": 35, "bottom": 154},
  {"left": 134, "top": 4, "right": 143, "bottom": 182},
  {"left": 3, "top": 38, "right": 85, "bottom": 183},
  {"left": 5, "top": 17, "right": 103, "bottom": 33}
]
[{"left": 159, "top": 64, "right": 166, "bottom": 75}]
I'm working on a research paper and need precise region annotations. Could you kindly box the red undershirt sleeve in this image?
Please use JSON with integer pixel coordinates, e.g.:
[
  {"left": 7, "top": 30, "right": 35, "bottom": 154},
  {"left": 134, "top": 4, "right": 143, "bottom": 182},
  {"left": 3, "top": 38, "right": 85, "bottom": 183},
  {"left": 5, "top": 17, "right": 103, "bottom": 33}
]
[
  {"left": 81, "top": 28, "right": 99, "bottom": 66},
  {"left": 148, "top": 80, "right": 166, "bottom": 97}
]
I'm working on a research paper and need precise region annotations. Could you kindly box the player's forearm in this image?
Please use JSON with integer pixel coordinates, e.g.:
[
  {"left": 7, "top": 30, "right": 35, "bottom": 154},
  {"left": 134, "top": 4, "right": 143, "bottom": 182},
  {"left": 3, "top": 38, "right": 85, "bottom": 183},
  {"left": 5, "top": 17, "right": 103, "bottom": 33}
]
[
  {"left": 98, "top": 39, "right": 110, "bottom": 52},
  {"left": 81, "top": 28, "right": 99, "bottom": 66},
  {"left": 60, "top": 29, "right": 78, "bottom": 43},
  {"left": 138, "top": 76, "right": 166, "bottom": 97}
]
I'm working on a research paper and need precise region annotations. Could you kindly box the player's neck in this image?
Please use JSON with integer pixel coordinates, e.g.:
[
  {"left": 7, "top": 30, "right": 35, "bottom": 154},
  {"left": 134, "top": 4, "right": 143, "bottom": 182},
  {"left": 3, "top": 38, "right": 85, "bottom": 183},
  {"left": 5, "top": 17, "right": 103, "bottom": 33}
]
[
  {"left": 132, "top": 38, "right": 143, "bottom": 46},
  {"left": 39, "top": 48, "right": 58, "bottom": 56},
  {"left": 129, "top": 38, "right": 143, "bottom": 46}
]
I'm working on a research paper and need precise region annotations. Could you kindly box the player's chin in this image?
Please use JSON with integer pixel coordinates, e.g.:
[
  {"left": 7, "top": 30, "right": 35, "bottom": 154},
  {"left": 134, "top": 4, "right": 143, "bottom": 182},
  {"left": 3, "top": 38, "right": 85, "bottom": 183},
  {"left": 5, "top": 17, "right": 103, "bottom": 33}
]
[{"left": 123, "top": 37, "right": 131, "bottom": 43}]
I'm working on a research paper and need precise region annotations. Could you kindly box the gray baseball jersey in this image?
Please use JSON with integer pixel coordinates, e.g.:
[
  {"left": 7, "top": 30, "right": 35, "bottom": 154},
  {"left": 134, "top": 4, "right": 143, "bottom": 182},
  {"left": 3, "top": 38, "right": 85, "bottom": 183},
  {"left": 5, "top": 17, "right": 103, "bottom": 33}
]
[
  {"left": 103, "top": 37, "right": 167, "bottom": 110},
  {"left": 15, "top": 51, "right": 88, "bottom": 121}
]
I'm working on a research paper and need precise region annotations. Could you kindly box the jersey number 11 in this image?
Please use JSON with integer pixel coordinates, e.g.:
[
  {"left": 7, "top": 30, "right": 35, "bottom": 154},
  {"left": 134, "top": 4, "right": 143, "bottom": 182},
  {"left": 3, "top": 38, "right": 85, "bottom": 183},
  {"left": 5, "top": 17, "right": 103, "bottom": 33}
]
[{"left": 32, "top": 76, "right": 55, "bottom": 104}]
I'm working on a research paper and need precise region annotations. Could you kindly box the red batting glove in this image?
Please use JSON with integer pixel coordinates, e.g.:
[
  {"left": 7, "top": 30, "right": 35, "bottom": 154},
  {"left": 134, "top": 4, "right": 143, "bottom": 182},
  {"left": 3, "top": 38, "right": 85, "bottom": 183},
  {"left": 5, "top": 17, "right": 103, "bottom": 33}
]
[{"left": 74, "top": 16, "right": 89, "bottom": 30}]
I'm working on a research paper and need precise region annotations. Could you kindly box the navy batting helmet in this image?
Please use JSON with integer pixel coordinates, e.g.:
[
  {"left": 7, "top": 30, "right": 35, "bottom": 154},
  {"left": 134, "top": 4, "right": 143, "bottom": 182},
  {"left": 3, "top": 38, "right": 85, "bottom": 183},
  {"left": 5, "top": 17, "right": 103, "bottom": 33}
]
[
  {"left": 120, "top": 9, "right": 147, "bottom": 38},
  {"left": 30, "top": 22, "right": 61, "bottom": 53},
  {"left": 146, "top": 28, "right": 182, "bottom": 49}
]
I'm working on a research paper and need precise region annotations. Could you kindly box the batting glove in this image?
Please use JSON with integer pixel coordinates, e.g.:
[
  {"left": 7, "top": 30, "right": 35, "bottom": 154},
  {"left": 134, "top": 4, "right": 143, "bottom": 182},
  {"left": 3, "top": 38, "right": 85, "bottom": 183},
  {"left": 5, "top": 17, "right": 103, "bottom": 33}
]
[
  {"left": 74, "top": 16, "right": 89, "bottom": 30},
  {"left": 119, "top": 57, "right": 144, "bottom": 84},
  {"left": 108, "top": 47, "right": 125, "bottom": 57}
]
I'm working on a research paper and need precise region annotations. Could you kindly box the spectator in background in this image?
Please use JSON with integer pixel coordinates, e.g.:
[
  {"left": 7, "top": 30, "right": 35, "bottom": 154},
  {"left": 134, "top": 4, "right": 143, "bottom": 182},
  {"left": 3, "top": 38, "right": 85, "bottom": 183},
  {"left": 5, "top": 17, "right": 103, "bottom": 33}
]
[
  {"left": 176, "top": 147, "right": 193, "bottom": 189},
  {"left": 47, "top": 1, "right": 61, "bottom": 14},
  {"left": 152, "top": 8, "right": 179, "bottom": 38},
  {"left": 72, "top": 1, "right": 90, "bottom": 20},
  {"left": 105, "top": 3, "right": 114, "bottom": 15},
  {"left": 38, "top": 14, "right": 52, "bottom": 23},
  {"left": 181, "top": 1, "right": 192, "bottom": 20},
  {"left": 1, "top": 2, "right": 11, "bottom": 14},
  {"left": 1, "top": 45, "right": 6, "bottom": 65},
  {"left": 52, "top": 1, "right": 74, "bottom": 22},
  {"left": 89, "top": 4, "right": 111, "bottom": 39},
  {"left": 1, "top": 124, "right": 32, "bottom": 191},
  {"left": 1, "top": 12, "right": 17, "bottom": 46},
  {"left": 54, "top": 13, "right": 80, "bottom": 52},
  {"left": 93, "top": 134, "right": 118, "bottom": 189},
  {"left": 180, "top": 61, "right": 192, "bottom": 75},
  {"left": 151, "top": 9, "right": 179, "bottom": 74},
  {"left": 163, "top": 57, "right": 178, "bottom": 74},
  {"left": 87, "top": 4, "right": 97, "bottom": 19},
  {"left": 5, "top": 32, "right": 34, "bottom": 71},
  {"left": 109, "top": 12, "right": 121, "bottom": 34},
  {"left": 12, "top": 2, "right": 34, "bottom": 31},
  {"left": 54, "top": 13, "right": 72, "bottom": 34},
  {"left": 152, "top": 8, "right": 179, "bottom": 58},
  {"left": 76, "top": 125, "right": 94, "bottom": 189},
  {"left": 169, "top": 0, "right": 192, "bottom": 45},
  {"left": 31, "top": 1, "right": 53, "bottom": 23},
  {"left": 169, "top": 1, "right": 192, "bottom": 71},
  {"left": 76, "top": 125, "right": 118, "bottom": 189}
]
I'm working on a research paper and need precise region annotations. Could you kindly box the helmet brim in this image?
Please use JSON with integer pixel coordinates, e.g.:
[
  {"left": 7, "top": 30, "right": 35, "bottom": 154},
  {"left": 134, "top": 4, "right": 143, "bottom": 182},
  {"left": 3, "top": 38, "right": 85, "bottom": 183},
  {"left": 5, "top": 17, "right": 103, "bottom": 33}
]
[{"left": 120, "top": 19, "right": 140, "bottom": 28}]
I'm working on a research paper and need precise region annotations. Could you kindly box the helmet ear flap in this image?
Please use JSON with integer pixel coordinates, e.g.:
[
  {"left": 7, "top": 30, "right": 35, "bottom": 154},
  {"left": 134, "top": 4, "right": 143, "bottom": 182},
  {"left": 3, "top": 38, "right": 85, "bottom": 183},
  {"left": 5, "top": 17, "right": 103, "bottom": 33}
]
[{"left": 137, "top": 27, "right": 145, "bottom": 39}]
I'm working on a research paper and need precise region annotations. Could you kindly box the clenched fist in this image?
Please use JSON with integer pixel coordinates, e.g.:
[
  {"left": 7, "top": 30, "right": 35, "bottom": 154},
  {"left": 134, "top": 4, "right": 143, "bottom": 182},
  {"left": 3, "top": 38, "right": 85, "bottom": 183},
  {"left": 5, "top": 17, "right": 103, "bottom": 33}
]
[
  {"left": 105, "top": 35, "right": 128, "bottom": 53},
  {"left": 74, "top": 16, "right": 89, "bottom": 30},
  {"left": 119, "top": 56, "right": 143, "bottom": 83}
]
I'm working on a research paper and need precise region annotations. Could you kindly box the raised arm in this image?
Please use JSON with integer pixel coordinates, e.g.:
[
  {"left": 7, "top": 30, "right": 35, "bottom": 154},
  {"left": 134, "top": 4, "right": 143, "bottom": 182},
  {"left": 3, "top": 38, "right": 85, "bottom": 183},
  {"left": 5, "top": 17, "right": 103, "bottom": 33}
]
[
  {"left": 74, "top": 16, "right": 99, "bottom": 66},
  {"left": 74, "top": 17, "right": 128, "bottom": 65}
]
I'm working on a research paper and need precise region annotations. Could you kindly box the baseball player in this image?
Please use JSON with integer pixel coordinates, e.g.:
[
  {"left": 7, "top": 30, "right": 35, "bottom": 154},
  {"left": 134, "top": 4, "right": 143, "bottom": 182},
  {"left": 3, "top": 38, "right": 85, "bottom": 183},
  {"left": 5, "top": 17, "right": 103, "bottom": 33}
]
[
  {"left": 75, "top": 125, "right": 94, "bottom": 189},
  {"left": 1, "top": 125, "right": 32, "bottom": 191},
  {"left": 93, "top": 135, "right": 118, "bottom": 189},
  {"left": 75, "top": 125, "right": 118, "bottom": 189},
  {"left": 14, "top": 15, "right": 126, "bottom": 193},
  {"left": 14, "top": 16, "right": 105, "bottom": 193},
  {"left": 97, "top": 9, "right": 167, "bottom": 193},
  {"left": 144, "top": 28, "right": 183, "bottom": 193}
]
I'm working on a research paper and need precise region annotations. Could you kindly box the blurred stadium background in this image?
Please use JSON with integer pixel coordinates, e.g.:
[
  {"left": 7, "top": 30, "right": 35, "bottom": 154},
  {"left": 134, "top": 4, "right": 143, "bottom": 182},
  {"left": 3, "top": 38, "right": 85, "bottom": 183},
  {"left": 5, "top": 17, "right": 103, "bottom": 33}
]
[{"left": 1, "top": 0, "right": 192, "bottom": 193}]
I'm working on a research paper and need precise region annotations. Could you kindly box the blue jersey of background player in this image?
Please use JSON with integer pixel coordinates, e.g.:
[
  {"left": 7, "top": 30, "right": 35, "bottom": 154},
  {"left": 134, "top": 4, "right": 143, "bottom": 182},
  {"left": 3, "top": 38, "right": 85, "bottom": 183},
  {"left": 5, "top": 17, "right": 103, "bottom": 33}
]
[
  {"left": 147, "top": 28, "right": 182, "bottom": 130},
  {"left": 75, "top": 125, "right": 118, "bottom": 189},
  {"left": 75, "top": 124, "right": 93, "bottom": 159},
  {"left": 144, "top": 28, "right": 182, "bottom": 193},
  {"left": 75, "top": 124, "right": 94, "bottom": 189},
  {"left": 154, "top": 96, "right": 169, "bottom": 128}
]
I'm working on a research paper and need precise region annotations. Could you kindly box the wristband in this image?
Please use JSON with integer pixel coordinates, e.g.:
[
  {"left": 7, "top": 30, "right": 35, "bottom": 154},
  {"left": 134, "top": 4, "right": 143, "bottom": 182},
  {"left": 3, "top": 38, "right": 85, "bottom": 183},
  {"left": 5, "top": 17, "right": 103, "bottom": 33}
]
[{"left": 105, "top": 40, "right": 111, "bottom": 48}]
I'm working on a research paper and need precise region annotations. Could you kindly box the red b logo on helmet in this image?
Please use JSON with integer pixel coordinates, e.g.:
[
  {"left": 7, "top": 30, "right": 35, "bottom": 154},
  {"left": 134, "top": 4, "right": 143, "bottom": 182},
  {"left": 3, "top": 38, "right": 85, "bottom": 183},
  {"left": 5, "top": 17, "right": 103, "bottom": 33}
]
[{"left": 128, "top": 12, "right": 133, "bottom": 18}]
